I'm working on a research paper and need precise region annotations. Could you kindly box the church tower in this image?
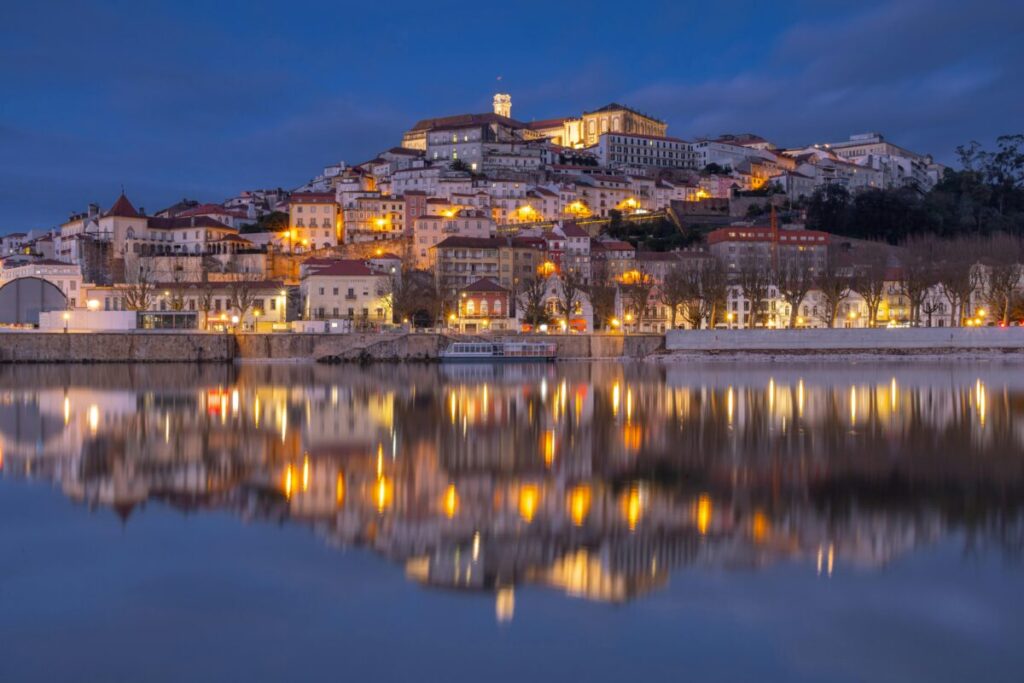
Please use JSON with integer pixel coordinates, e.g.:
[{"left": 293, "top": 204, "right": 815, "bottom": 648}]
[{"left": 493, "top": 93, "right": 511, "bottom": 118}]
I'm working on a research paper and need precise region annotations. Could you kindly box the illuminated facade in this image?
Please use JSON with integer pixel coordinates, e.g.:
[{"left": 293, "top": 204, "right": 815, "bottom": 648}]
[{"left": 287, "top": 192, "right": 340, "bottom": 252}]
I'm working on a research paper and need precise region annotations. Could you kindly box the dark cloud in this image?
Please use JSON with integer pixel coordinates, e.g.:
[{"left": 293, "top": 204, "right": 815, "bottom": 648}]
[
  {"left": 627, "top": 0, "right": 1024, "bottom": 158},
  {"left": 1, "top": 0, "right": 1022, "bottom": 229}
]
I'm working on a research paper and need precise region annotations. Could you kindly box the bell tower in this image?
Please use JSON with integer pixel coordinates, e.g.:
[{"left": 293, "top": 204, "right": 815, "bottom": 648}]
[{"left": 493, "top": 93, "right": 511, "bottom": 118}]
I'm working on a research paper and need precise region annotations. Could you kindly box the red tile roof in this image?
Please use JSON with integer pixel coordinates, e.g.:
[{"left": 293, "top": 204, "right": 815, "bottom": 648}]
[
  {"left": 304, "top": 259, "right": 375, "bottom": 277},
  {"left": 105, "top": 194, "right": 141, "bottom": 218},
  {"left": 147, "top": 216, "right": 236, "bottom": 231},
  {"left": 460, "top": 277, "right": 508, "bottom": 293},
  {"left": 177, "top": 203, "right": 248, "bottom": 219},
  {"left": 558, "top": 221, "right": 589, "bottom": 238},
  {"left": 433, "top": 236, "right": 506, "bottom": 249},
  {"left": 289, "top": 192, "right": 336, "bottom": 204}
]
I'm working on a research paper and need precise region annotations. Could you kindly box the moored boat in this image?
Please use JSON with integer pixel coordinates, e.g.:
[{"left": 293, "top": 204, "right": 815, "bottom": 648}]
[{"left": 440, "top": 341, "right": 557, "bottom": 363}]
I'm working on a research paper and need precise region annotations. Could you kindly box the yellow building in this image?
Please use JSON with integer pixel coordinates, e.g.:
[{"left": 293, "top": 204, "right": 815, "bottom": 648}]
[
  {"left": 287, "top": 192, "right": 340, "bottom": 253},
  {"left": 581, "top": 103, "right": 666, "bottom": 147}
]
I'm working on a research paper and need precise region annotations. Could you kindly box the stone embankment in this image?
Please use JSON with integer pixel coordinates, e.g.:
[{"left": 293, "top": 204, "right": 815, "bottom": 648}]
[
  {"left": 664, "top": 327, "right": 1024, "bottom": 355},
  {"left": 0, "top": 331, "right": 664, "bottom": 363}
]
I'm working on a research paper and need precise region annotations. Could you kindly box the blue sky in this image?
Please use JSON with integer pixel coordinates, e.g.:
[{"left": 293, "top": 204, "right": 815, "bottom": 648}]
[{"left": 2, "top": 0, "right": 1022, "bottom": 230}]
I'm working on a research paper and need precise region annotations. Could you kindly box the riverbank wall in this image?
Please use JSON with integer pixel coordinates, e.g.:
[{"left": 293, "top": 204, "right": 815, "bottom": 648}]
[
  {"left": 0, "top": 331, "right": 664, "bottom": 363},
  {"left": 665, "top": 327, "right": 1024, "bottom": 355}
]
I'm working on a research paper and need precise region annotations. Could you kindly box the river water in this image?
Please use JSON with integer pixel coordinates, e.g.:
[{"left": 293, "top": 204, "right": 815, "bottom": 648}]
[{"left": 1, "top": 361, "right": 1022, "bottom": 682}]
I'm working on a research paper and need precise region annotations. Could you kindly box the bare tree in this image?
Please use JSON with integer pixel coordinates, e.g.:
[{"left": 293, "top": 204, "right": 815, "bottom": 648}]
[
  {"left": 737, "top": 257, "right": 772, "bottom": 328},
  {"left": 701, "top": 260, "right": 729, "bottom": 327},
  {"left": 899, "top": 238, "right": 939, "bottom": 327},
  {"left": 980, "top": 234, "right": 1023, "bottom": 325},
  {"left": 935, "top": 238, "right": 983, "bottom": 326},
  {"left": 920, "top": 289, "right": 945, "bottom": 328},
  {"left": 554, "top": 267, "right": 586, "bottom": 325},
  {"left": 773, "top": 255, "right": 815, "bottom": 328},
  {"left": 227, "top": 272, "right": 261, "bottom": 326},
  {"left": 620, "top": 266, "right": 655, "bottom": 331},
  {"left": 165, "top": 269, "right": 190, "bottom": 312},
  {"left": 586, "top": 260, "right": 619, "bottom": 331},
  {"left": 818, "top": 251, "right": 851, "bottom": 328},
  {"left": 516, "top": 275, "right": 551, "bottom": 328},
  {"left": 659, "top": 266, "right": 689, "bottom": 329},
  {"left": 378, "top": 268, "right": 440, "bottom": 325},
  {"left": 123, "top": 263, "right": 156, "bottom": 311},
  {"left": 850, "top": 244, "right": 889, "bottom": 327},
  {"left": 196, "top": 277, "right": 217, "bottom": 330}
]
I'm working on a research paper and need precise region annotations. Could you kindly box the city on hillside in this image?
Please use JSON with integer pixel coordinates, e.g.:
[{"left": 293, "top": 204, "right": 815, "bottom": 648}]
[{"left": 0, "top": 93, "right": 1020, "bottom": 333}]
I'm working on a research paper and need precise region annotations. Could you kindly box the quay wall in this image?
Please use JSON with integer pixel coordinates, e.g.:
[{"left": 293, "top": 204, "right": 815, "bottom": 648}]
[
  {"left": 3, "top": 328, "right": 1020, "bottom": 364},
  {"left": 0, "top": 332, "right": 664, "bottom": 363},
  {"left": 0, "top": 332, "right": 235, "bottom": 363},
  {"left": 665, "top": 327, "right": 1024, "bottom": 354}
]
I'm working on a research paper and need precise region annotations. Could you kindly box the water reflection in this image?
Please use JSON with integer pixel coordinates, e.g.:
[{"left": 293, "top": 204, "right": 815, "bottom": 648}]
[{"left": 1, "top": 361, "right": 1022, "bottom": 620}]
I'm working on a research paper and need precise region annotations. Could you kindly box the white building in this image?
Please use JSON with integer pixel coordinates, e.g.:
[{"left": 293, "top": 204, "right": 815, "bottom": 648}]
[
  {"left": 300, "top": 259, "right": 390, "bottom": 324},
  {"left": 596, "top": 132, "right": 690, "bottom": 169}
]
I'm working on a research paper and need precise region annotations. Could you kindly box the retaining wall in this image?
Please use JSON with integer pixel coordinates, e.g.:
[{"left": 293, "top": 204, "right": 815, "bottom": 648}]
[
  {"left": 0, "top": 332, "right": 235, "bottom": 363},
  {"left": 0, "top": 331, "right": 664, "bottom": 363},
  {"left": 665, "top": 327, "right": 1024, "bottom": 353}
]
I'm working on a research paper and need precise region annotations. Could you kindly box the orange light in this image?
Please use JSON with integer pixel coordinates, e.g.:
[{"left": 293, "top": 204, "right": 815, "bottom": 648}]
[
  {"left": 568, "top": 485, "right": 591, "bottom": 526},
  {"left": 519, "top": 485, "right": 540, "bottom": 523},
  {"left": 336, "top": 472, "right": 345, "bottom": 506},
  {"left": 375, "top": 476, "right": 394, "bottom": 513},
  {"left": 542, "top": 429, "right": 556, "bottom": 466},
  {"left": 695, "top": 494, "right": 712, "bottom": 535},
  {"left": 284, "top": 464, "right": 295, "bottom": 499},
  {"left": 443, "top": 483, "right": 459, "bottom": 519},
  {"left": 621, "top": 485, "right": 643, "bottom": 531},
  {"left": 751, "top": 510, "right": 770, "bottom": 543}
]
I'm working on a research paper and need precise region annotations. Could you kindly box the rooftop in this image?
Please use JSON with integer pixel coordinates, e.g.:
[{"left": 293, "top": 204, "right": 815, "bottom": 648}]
[
  {"left": 460, "top": 277, "right": 508, "bottom": 293},
  {"left": 304, "top": 259, "right": 375, "bottom": 277}
]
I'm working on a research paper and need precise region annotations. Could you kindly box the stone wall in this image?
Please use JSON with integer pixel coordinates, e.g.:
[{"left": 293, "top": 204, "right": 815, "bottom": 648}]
[
  {"left": 0, "top": 332, "right": 664, "bottom": 363},
  {"left": 0, "top": 332, "right": 235, "bottom": 363},
  {"left": 665, "top": 327, "right": 1024, "bottom": 353}
]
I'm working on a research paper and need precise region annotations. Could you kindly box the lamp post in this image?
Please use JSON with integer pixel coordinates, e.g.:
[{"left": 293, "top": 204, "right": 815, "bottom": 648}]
[{"left": 62, "top": 310, "right": 70, "bottom": 334}]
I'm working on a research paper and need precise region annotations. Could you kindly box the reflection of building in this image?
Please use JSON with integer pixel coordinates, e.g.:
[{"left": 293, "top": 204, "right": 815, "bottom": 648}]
[{"left": 2, "top": 363, "right": 1021, "bottom": 622}]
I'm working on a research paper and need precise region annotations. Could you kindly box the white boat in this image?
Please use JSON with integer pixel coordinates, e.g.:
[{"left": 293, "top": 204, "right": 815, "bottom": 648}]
[{"left": 440, "top": 341, "right": 557, "bottom": 363}]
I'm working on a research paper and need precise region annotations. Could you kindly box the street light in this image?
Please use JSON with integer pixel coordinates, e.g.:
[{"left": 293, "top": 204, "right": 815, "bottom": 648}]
[{"left": 62, "top": 311, "right": 70, "bottom": 333}]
